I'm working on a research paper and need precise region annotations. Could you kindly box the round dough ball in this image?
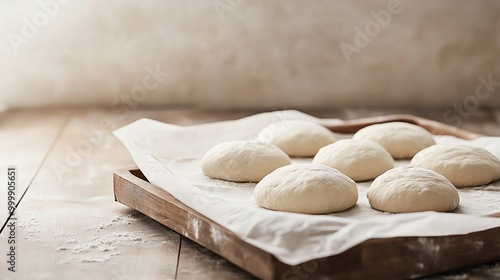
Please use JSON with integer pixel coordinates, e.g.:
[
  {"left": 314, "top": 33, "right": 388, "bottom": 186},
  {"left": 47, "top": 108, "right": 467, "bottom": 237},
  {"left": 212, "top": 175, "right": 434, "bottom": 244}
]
[
  {"left": 367, "top": 165, "right": 459, "bottom": 213},
  {"left": 254, "top": 164, "right": 358, "bottom": 214},
  {"left": 312, "top": 139, "right": 394, "bottom": 181},
  {"left": 411, "top": 144, "right": 500, "bottom": 187},
  {"left": 352, "top": 122, "right": 436, "bottom": 159},
  {"left": 257, "top": 120, "right": 337, "bottom": 157},
  {"left": 202, "top": 140, "right": 291, "bottom": 182}
]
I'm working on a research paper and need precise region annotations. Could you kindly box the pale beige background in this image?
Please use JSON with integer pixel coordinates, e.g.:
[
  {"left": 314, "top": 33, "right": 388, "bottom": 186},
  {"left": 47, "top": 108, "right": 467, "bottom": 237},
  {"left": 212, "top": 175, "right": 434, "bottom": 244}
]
[{"left": 0, "top": 0, "right": 499, "bottom": 109}]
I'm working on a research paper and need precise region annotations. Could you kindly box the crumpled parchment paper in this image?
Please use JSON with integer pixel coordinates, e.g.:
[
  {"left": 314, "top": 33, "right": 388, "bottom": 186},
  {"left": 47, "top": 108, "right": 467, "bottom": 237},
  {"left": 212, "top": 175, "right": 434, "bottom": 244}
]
[{"left": 114, "top": 110, "right": 500, "bottom": 265}]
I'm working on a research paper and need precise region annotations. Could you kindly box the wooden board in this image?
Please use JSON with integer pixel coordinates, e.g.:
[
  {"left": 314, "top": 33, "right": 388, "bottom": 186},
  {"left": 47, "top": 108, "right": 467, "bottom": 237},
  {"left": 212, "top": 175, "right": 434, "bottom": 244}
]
[
  {"left": 113, "top": 115, "right": 500, "bottom": 280},
  {"left": 321, "top": 114, "right": 483, "bottom": 140}
]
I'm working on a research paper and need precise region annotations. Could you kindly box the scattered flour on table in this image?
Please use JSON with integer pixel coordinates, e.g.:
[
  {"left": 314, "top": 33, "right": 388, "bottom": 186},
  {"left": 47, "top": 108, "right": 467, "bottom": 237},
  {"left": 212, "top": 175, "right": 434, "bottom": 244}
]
[
  {"left": 19, "top": 213, "right": 174, "bottom": 264},
  {"left": 80, "top": 252, "right": 121, "bottom": 263},
  {"left": 89, "top": 214, "right": 135, "bottom": 230},
  {"left": 19, "top": 217, "right": 41, "bottom": 239},
  {"left": 70, "top": 231, "right": 144, "bottom": 254}
]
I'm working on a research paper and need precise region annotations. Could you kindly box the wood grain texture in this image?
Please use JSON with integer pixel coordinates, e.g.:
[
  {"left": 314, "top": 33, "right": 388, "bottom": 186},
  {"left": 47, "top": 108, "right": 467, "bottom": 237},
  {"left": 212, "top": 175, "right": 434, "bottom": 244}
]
[
  {"left": 321, "top": 114, "right": 483, "bottom": 139},
  {"left": 310, "top": 108, "right": 500, "bottom": 137},
  {"left": 1, "top": 108, "right": 275, "bottom": 280},
  {"left": 1, "top": 108, "right": 499, "bottom": 280},
  {"left": 274, "top": 228, "right": 500, "bottom": 280},
  {"left": 0, "top": 108, "right": 195, "bottom": 280},
  {"left": 115, "top": 167, "right": 500, "bottom": 280},
  {"left": 0, "top": 200, "right": 181, "bottom": 280},
  {"left": 176, "top": 237, "right": 257, "bottom": 280},
  {"left": 0, "top": 108, "right": 71, "bottom": 226},
  {"left": 114, "top": 169, "right": 274, "bottom": 280}
]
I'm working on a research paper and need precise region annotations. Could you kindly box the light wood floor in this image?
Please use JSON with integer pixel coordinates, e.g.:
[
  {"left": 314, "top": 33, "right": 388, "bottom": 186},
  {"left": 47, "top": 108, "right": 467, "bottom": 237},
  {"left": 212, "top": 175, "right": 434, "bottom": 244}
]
[{"left": 0, "top": 107, "right": 499, "bottom": 279}]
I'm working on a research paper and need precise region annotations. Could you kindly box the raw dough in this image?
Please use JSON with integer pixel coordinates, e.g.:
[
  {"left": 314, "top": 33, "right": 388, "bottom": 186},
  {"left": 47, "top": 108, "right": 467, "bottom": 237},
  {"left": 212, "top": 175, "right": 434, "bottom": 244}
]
[
  {"left": 352, "top": 122, "right": 435, "bottom": 159},
  {"left": 367, "top": 165, "right": 459, "bottom": 213},
  {"left": 202, "top": 140, "right": 291, "bottom": 182},
  {"left": 257, "top": 120, "right": 337, "bottom": 157},
  {"left": 254, "top": 164, "right": 358, "bottom": 214},
  {"left": 312, "top": 139, "right": 394, "bottom": 181},
  {"left": 411, "top": 144, "right": 500, "bottom": 187}
]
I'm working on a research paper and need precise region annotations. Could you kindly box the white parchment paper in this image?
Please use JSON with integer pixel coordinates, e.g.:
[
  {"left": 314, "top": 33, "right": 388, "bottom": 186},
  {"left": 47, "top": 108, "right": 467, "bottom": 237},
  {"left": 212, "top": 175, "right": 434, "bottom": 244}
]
[{"left": 114, "top": 110, "right": 500, "bottom": 265}]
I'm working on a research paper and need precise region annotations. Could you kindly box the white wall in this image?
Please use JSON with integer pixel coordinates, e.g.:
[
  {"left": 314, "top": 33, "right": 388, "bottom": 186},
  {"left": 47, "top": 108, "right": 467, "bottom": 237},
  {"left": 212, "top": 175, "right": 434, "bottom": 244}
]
[{"left": 0, "top": 0, "right": 499, "bottom": 109}]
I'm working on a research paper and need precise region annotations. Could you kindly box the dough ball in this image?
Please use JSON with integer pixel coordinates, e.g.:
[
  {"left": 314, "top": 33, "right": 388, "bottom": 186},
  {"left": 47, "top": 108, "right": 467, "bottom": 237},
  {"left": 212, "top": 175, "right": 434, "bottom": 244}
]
[
  {"left": 367, "top": 165, "right": 459, "bottom": 213},
  {"left": 257, "top": 120, "right": 337, "bottom": 157},
  {"left": 254, "top": 164, "right": 358, "bottom": 214},
  {"left": 352, "top": 122, "right": 436, "bottom": 159},
  {"left": 202, "top": 140, "right": 291, "bottom": 182},
  {"left": 312, "top": 139, "right": 394, "bottom": 181},
  {"left": 411, "top": 144, "right": 500, "bottom": 187}
]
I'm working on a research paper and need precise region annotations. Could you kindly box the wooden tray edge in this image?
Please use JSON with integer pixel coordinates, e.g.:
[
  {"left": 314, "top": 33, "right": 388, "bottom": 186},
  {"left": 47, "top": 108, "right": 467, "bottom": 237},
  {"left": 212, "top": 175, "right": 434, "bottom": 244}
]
[
  {"left": 322, "top": 114, "right": 484, "bottom": 140},
  {"left": 114, "top": 168, "right": 500, "bottom": 280},
  {"left": 113, "top": 114, "right": 499, "bottom": 279},
  {"left": 113, "top": 168, "right": 276, "bottom": 280}
]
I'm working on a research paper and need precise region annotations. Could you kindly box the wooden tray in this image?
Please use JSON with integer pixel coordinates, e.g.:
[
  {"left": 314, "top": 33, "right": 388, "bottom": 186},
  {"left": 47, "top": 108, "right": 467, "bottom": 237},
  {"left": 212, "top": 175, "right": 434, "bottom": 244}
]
[{"left": 113, "top": 114, "right": 500, "bottom": 280}]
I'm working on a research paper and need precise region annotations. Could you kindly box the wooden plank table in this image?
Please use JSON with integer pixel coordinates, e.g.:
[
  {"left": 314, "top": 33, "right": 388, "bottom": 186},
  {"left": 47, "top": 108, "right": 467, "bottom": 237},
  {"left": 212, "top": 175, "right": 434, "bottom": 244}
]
[{"left": 0, "top": 107, "right": 499, "bottom": 279}]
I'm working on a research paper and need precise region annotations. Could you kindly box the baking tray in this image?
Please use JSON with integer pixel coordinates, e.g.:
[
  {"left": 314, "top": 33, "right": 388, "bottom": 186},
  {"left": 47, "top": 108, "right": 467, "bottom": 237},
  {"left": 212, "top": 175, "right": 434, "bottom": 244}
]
[{"left": 113, "top": 114, "right": 500, "bottom": 279}]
